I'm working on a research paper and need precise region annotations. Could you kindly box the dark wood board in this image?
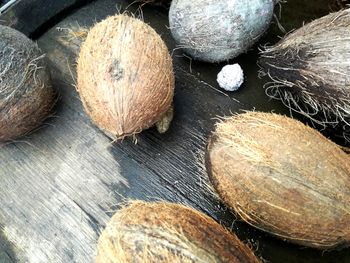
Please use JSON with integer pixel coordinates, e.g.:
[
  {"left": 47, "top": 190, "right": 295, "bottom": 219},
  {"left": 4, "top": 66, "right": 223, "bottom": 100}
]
[
  {"left": 1, "top": 0, "right": 350, "bottom": 262},
  {"left": 0, "top": 0, "right": 94, "bottom": 38}
]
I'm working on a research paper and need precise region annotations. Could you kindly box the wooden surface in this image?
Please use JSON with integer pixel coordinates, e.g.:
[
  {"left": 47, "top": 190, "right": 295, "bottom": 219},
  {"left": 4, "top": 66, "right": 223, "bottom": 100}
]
[
  {"left": 1, "top": 0, "right": 350, "bottom": 262},
  {"left": 0, "top": 0, "right": 93, "bottom": 37}
]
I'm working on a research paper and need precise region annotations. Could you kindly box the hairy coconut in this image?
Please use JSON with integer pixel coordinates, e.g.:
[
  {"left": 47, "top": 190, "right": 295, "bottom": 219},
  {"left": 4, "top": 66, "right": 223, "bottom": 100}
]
[
  {"left": 259, "top": 9, "right": 350, "bottom": 134},
  {"left": 169, "top": 0, "right": 275, "bottom": 63},
  {"left": 77, "top": 15, "right": 174, "bottom": 139},
  {"left": 206, "top": 112, "right": 350, "bottom": 249},
  {"left": 96, "top": 201, "right": 260, "bottom": 263},
  {"left": 0, "top": 25, "right": 55, "bottom": 142}
]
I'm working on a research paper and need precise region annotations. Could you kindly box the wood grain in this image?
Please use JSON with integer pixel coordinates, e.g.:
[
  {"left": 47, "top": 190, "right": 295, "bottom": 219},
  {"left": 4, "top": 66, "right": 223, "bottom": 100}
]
[{"left": 0, "top": 0, "right": 94, "bottom": 37}]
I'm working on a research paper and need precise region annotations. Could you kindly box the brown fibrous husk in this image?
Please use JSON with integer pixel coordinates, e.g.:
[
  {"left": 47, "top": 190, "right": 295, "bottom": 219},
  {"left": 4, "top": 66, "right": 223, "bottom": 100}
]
[
  {"left": 96, "top": 201, "right": 260, "bottom": 263},
  {"left": 206, "top": 111, "right": 350, "bottom": 249},
  {"left": 77, "top": 15, "right": 174, "bottom": 140},
  {"left": 259, "top": 9, "right": 350, "bottom": 138},
  {"left": 0, "top": 25, "right": 55, "bottom": 142}
]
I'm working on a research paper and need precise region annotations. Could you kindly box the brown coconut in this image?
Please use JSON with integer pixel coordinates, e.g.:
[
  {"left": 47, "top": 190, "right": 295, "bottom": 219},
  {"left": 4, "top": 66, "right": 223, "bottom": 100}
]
[
  {"left": 96, "top": 201, "right": 260, "bottom": 263},
  {"left": 259, "top": 9, "right": 350, "bottom": 135},
  {"left": 0, "top": 25, "right": 55, "bottom": 142},
  {"left": 77, "top": 15, "right": 174, "bottom": 139},
  {"left": 206, "top": 111, "right": 350, "bottom": 249}
]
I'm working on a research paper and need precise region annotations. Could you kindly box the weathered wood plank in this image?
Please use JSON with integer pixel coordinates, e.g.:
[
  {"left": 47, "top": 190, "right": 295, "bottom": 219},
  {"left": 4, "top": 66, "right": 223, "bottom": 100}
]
[
  {"left": 1, "top": 0, "right": 350, "bottom": 263},
  {"left": 0, "top": 0, "right": 94, "bottom": 37}
]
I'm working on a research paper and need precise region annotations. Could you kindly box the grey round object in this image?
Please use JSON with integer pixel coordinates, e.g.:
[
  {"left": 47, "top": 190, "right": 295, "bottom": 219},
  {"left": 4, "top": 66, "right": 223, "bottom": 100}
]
[
  {"left": 0, "top": 25, "right": 55, "bottom": 141},
  {"left": 169, "top": 0, "right": 275, "bottom": 62}
]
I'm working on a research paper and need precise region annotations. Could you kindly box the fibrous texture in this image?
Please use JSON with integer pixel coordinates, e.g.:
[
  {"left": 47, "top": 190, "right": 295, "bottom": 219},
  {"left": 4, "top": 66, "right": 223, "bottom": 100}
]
[
  {"left": 207, "top": 112, "right": 350, "bottom": 249},
  {"left": 259, "top": 10, "right": 350, "bottom": 136},
  {"left": 96, "top": 201, "right": 260, "bottom": 263},
  {"left": 77, "top": 15, "right": 174, "bottom": 139},
  {"left": 0, "top": 25, "right": 54, "bottom": 142},
  {"left": 169, "top": 0, "right": 274, "bottom": 62}
]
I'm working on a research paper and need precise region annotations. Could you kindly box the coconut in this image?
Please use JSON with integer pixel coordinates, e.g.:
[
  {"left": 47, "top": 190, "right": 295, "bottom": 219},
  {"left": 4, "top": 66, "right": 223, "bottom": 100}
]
[
  {"left": 206, "top": 111, "right": 350, "bottom": 249},
  {"left": 259, "top": 9, "right": 350, "bottom": 135},
  {"left": 0, "top": 25, "right": 55, "bottom": 142},
  {"left": 169, "top": 0, "right": 275, "bottom": 63},
  {"left": 96, "top": 201, "right": 260, "bottom": 263},
  {"left": 77, "top": 15, "right": 175, "bottom": 139}
]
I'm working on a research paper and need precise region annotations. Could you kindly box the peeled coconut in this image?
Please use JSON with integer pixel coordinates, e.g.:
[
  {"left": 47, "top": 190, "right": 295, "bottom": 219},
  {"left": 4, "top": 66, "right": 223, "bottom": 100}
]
[
  {"left": 259, "top": 9, "right": 350, "bottom": 133},
  {"left": 96, "top": 201, "right": 260, "bottom": 263},
  {"left": 77, "top": 15, "right": 175, "bottom": 139},
  {"left": 0, "top": 25, "right": 55, "bottom": 142},
  {"left": 206, "top": 112, "right": 350, "bottom": 249},
  {"left": 169, "top": 0, "right": 275, "bottom": 62}
]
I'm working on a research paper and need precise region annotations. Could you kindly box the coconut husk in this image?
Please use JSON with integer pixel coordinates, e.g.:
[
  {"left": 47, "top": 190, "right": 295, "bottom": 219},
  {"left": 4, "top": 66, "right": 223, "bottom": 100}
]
[
  {"left": 96, "top": 201, "right": 260, "bottom": 263},
  {"left": 259, "top": 9, "right": 350, "bottom": 136},
  {"left": 0, "top": 25, "right": 55, "bottom": 142},
  {"left": 206, "top": 111, "right": 350, "bottom": 249},
  {"left": 77, "top": 15, "right": 174, "bottom": 140},
  {"left": 169, "top": 0, "right": 275, "bottom": 63}
]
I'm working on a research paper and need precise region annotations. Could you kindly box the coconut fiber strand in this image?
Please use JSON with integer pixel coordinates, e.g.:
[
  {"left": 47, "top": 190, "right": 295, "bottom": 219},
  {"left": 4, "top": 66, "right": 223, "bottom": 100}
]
[
  {"left": 77, "top": 15, "right": 174, "bottom": 139},
  {"left": 259, "top": 9, "right": 350, "bottom": 134},
  {"left": 96, "top": 201, "right": 260, "bottom": 263},
  {"left": 0, "top": 25, "right": 55, "bottom": 142},
  {"left": 206, "top": 112, "right": 350, "bottom": 249}
]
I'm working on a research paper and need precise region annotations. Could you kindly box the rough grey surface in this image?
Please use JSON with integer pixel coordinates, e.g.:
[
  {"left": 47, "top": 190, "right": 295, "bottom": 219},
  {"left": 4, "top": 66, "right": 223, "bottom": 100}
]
[
  {"left": 169, "top": 0, "right": 275, "bottom": 62},
  {"left": 0, "top": 25, "right": 54, "bottom": 141}
]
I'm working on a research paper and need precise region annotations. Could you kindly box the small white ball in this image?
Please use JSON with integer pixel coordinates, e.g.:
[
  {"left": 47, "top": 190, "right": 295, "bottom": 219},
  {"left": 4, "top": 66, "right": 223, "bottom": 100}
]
[{"left": 217, "top": 64, "right": 244, "bottom": 92}]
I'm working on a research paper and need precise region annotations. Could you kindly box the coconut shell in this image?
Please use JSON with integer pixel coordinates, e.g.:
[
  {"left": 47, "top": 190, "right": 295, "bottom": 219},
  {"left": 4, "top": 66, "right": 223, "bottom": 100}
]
[
  {"left": 259, "top": 9, "right": 350, "bottom": 132},
  {"left": 0, "top": 25, "right": 55, "bottom": 142},
  {"left": 77, "top": 15, "right": 174, "bottom": 139},
  {"left": 206, "top": 112, "right": 350, "bottom": 249},
  {"left": 96, "top": 201, "right": 260, "bottom": 263},
  {"left": 169, "top": 0, "right": 275, "bottom": 62}
]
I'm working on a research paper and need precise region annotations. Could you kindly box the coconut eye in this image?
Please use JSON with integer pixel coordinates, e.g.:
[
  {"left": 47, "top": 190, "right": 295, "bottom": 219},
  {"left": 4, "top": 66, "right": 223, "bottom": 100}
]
[
  {"left": 0, "top": 25, "right": 55, "bottom": 142},
  {"left": 77, "top": 15, "right": 175, "bottom": 140}
]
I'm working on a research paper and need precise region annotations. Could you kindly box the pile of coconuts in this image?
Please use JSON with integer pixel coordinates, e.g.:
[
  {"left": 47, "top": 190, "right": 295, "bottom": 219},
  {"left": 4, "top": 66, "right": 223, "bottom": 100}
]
[
  {"left": 75, "top": 1, "right": 350, "bottom": 262},
  {"left": 3, "top": 0, "right": 350, "bottom": 262},
  {"left": 0, "top": 25, "right": 55, "bottom": 142}
]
